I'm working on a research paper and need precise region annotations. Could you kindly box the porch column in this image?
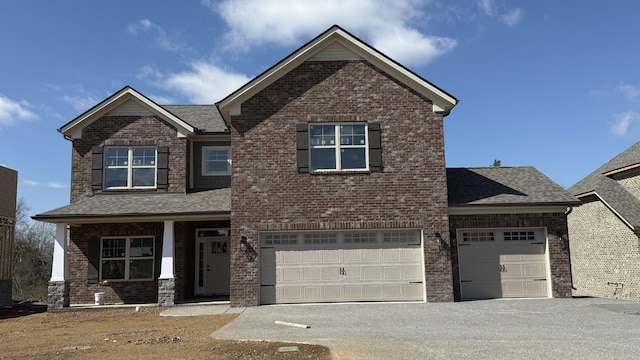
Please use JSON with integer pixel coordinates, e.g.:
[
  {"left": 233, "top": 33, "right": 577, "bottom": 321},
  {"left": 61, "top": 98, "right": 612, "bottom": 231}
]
[
  {"left": 158, "top": 220, "right": 176, "bottom": 306},
  {"left": 48, "top": 223, "right": 69, "bottom": 309}
]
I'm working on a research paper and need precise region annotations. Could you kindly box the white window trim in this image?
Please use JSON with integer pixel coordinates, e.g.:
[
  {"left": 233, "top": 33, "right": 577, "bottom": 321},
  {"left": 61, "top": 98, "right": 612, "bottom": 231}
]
[
  {"left": 104, "top": 147, "right": 157, "bottom": 189},
  {"left": 309, "top": 123, "right": 369, "bottom": 172},
  {"left": 202, "top": 146, "right": 231, "bottom": 176},
  {"left": 99, "top": 236, "right": 155, "bottom": 281}
]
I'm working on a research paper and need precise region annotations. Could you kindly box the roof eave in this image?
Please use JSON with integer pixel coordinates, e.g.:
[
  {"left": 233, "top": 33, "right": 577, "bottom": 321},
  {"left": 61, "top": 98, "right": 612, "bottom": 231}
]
[
  {"left": 59, "top": 86, "right": 196, "bottom": 139},
  {"left": 31, "top": 211, "right": 231, "bottom": 225}
]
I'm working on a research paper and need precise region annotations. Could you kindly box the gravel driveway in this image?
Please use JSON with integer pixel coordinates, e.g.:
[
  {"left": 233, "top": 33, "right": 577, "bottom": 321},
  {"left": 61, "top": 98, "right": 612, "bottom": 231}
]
[{"left": 213, "top": 298, "right": 640, "bottom": 359}]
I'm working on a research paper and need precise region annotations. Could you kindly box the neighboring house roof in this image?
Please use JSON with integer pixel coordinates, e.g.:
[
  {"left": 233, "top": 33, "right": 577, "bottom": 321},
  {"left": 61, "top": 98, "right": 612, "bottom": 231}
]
[
  {"left": 447, "top": 167, "right": 578, "bottom": 207},
  {"left": 569, "top": 140, "right": 640, "bottom": 230},
  {"left": 58, "top": 86, "right": 197, "bottom": 139},
  {"left": 217, "top": 25, "right": 458, "bottom": 123},
  {"left": 162, "top": 105, "right": 228, "bottom": 133},
  {"left": 32, "top": 188, "right": 230, "bottom": 224}
]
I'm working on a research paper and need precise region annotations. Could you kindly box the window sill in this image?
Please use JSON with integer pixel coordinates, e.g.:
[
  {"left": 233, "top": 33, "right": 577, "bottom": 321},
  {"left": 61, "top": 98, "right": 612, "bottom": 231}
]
[
  {"left": 310, "top": 170, "right": 371, "bottom": 175},
  {"left": 99, "top": 279, "right": 155, "bottom": 285}
]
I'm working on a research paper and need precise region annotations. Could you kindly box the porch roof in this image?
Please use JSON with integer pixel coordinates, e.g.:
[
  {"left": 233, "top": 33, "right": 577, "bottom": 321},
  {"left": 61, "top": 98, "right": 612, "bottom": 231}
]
[{"left": 32, "top": 188, "right": 230, "bottom": 224}]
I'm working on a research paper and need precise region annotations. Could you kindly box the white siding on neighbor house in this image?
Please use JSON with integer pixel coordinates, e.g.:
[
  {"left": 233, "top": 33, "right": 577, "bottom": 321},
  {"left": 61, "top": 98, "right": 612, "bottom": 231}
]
[
  {"left": 105, "top": 99, "right": 153, "bottom": 116},
  {"left": 308, "top": 42, "right": 363, "bottom": 61},
  {"left": 568, "top": 200, "right": 640, "bottom": 301}
]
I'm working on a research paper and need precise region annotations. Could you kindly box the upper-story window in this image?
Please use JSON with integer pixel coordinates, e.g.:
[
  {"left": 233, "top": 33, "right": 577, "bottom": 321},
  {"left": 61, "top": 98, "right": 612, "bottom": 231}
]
[
  {"left": 104, "top": 147, "right": 157, "bottom": 188},
  {"left": 202, "top": 146, "right": 231, "bottom": 175},
  {"left": 309, "top": 123, "right": 368, "bottom": 171}
]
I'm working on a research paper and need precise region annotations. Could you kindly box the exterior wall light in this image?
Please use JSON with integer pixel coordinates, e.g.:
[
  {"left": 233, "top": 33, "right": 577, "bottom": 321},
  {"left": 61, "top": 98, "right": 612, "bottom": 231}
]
[
  {"left": 240, "top": 236, "right": 248, "bottom": 252},
  {"left": 435, "top": 232, "right": 443, "bottom": 250}
]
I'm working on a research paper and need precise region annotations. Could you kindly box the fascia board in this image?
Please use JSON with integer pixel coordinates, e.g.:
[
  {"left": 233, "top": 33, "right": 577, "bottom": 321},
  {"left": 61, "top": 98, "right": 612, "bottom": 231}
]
[{"left": 60, "top": 87, "right": 195, "bottom": 139}]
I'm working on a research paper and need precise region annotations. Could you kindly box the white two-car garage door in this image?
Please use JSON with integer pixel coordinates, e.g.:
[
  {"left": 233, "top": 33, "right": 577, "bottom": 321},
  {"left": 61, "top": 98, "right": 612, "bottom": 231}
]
[
  {"left": 457, "top": 228, "right": 549, "bottom": 300},
  {"left": 259, "top": 231, "right": 424, "bottom": 304}
]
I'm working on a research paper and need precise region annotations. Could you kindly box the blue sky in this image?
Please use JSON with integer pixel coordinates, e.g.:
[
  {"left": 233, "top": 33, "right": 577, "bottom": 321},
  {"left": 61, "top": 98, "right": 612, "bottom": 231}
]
[{"left": 2, "top": 0, "right": 640, "bottom": 218}]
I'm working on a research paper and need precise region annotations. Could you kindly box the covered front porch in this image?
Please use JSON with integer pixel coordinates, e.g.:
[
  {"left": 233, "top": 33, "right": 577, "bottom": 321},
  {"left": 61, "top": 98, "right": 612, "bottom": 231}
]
[{"left": 32, "top": 189, "right": 231, "bottom": 309}]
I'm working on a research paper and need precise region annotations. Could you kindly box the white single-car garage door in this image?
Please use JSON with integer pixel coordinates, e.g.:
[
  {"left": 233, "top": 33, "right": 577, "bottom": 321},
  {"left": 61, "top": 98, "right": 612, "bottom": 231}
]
[
  {"left": 457, "top": 228, "right": 549, "bottom": 300},
  {"left": 260, "top": 230, "right": 424, "bottom": 304}
]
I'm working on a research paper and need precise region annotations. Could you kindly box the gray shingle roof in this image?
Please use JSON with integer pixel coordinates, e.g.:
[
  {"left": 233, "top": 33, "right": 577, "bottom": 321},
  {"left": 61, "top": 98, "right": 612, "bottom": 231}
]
[
  {"left": 447, "top": 167, "right": 578, "bottom": 206},
  {"left": 568, "top": 140, "right": 640, "bottom": 229},
  {"left": 33, "top": 188, "right": 230, "bottom": 222},
  {"left": 162, "top": 105, "right": 228, "bottom": 133}
]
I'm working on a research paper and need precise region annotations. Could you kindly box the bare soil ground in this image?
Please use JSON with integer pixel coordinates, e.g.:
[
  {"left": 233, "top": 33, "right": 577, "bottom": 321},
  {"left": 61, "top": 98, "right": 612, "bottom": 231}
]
[{"left": 0, "top": 303, "right": 331, "bottom": 360}]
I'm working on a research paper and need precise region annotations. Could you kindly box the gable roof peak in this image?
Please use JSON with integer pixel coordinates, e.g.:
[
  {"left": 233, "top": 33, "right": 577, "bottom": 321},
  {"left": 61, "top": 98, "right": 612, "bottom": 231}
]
[
  {"left": 58, "top": 86, "right": 196, "bottom": 139},
  {"left": 217, "top": 24, "right": 458, "bottom": 123}
]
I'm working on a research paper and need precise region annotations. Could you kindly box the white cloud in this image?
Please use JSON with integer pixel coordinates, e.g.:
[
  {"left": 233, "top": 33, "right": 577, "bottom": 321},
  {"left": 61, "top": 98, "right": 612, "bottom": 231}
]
[
  {"left": 209, "top": 0, "right": 456, "bottom": 66},
  {"left": 478, "top": 0, "right": 522, "bottom": 26},
  {"left": 126, "top": 18, "right": 188, "bottom": 52},
  {"left": 500, "top": 9, "right": 523, "bottom": 26},
  {"left": 610, "top": 111, "right": 640, "bottom": 136},
  {"left": 22, "top": 180, "right": 39, "bottom": 187},
  {"left": 47, "top": 181, "right": 67, "bottom": 189},
  {"left": 62, "top": 95, "right": 99, "bottom": 112},
  {"left": 616, "top": 83, "right": 640, "bottom": 102},
  {"left": 22, "top": 179, "right": 67, "bottom": 189},
  {"left": 164, "top": 62, "right": 251, "bottom": 103},
  {"left": 0, "top": 94, "right": 37, "bottom": 128}
]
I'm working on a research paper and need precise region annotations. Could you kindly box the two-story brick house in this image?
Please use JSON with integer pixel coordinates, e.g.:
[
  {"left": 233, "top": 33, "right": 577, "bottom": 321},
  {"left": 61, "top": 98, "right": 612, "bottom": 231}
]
[{"left": 35, "top": 25, "right": 578, "bottom": 309}]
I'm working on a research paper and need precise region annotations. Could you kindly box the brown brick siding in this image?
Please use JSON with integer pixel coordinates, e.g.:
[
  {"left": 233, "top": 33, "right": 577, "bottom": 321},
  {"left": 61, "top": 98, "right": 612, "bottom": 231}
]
[
  {"left": 568, "top": 200, "right": 640, "bottom": 301},
  {"left": 68, "top": 222, "right": 164, "bottom": 304},
  {"left": 230, "top": 60, "right": 452, "bottom": 306},
  {"left": 67, "top": 220, "right": 230, "bottom": 305},
  {"left": 71, "top": 116, "right": 188, "bottom": 203},
  {"left": 449, "top": 213, "right": 573, "bottom": 300}
]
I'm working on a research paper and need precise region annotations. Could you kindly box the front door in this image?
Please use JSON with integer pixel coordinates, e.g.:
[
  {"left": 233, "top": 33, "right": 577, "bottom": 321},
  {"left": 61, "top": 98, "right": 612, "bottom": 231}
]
[{"left": 195, "top": 232, "right": 230, "bottom": 296}]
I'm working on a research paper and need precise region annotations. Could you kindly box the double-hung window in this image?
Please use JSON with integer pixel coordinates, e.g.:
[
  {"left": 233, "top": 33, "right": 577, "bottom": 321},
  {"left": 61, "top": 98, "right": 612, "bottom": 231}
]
[
  {"left": 309, "top": 123, "right": 368, "bottom": 171},
  {"left": 101, "top": 237, "right": 155, "bottom": 281},
  {"left": 202, "top": 146, "right": 231, "bottom": 175},
  {"left": 104, "top": 147, "right": 156, "bottom": 188}
]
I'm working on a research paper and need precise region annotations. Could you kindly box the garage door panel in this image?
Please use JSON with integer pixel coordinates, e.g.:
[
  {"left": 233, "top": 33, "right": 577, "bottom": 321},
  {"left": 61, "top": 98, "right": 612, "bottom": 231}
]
[
  {"left": 322, "top": 267, "right": 341, "bottom": 281},
  {"left": 364, "top": 267, "right": 382, "bottom": 280},
  {"left": 458, "top": 229, "right": 548, "bottom": 300},
  {"left": 323, "top": 286, "right": 342, "bottom": 299},
  {"left": 302, "top": 267, "right": 321, "bottom": 281},
  {"left": 282, "top": 268, "right": 302, "bottom": 282},
  {"left": 322, "top": 250, "right": 340, "bottom": 262},
  {"left": 343, "top": 267, "right": 363, "bottom": 280},
  {"left": 384, "top": 267, "right": 402, "bottom": 280},
  {"left": 383, "top": 248, "right": 401, "bottom": 261},
  {"left": 302, "top": 250, "right": 321, "bottom": 263},
  {"left": 402, "top": 266, "right": 423, "bottom": 280},
  {"left": 260, "top": 231, "right": 423, "bottom": 304}
]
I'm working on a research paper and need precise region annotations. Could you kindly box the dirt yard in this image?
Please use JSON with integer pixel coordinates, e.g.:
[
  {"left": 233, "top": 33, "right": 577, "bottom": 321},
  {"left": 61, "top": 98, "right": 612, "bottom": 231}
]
[{"left": 0, "top": 303, "right": 331, "bottom": 360}]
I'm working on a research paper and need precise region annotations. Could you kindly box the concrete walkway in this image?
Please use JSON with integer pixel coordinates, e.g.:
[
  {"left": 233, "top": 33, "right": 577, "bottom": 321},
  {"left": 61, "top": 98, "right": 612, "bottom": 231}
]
[{"left": 211, "top": 298, "right": 640, "bottom": 360}]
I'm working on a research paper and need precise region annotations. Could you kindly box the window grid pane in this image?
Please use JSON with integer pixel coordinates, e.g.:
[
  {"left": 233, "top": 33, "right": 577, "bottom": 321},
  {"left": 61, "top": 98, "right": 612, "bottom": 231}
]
[
  {"left": 304, "top": 233, "right": 338, "bottom": 244},
  {"left": 462, "top": 232, "right": 495, "bottom": 242},
  {"left": 100, "top": 237, "right": 154, "bottom": 281},
  {"left": 104, "top": 147, "right": 157, "bottom": 188},
  {"left": 309, "top": 123, "right": 368, "bottom": 171},
  {"left": 383, "top": 232, "right": 417, "bottom": 243},
  {"left": 344, "top": 233, "right": 377, "bottom": 244}
]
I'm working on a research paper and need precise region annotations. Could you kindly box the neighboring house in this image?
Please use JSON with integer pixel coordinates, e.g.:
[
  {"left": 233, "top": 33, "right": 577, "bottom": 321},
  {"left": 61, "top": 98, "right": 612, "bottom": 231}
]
[
  {"left": 34, "top": 25, "right": 577, "bottom": 309},
  {"left": 0, "top": 165, "right": 18, "bottom": 306},
  {"left": 568, "top": 141, "right": 640, "bottom": 301}
]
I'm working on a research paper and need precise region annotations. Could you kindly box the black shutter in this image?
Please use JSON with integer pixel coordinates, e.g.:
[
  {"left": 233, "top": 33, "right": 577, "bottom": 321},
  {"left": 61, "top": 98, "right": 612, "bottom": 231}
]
[
  {"left": 91, "top": 146, "right": 103, "bottom": 189},
  {"left": 87, "top": 237, "right": 100, "bottom": 284},
  {"left": 157, "top": 146, "right": 169, "bottom": 189},
  {"left": 296, "top": 124, "right": 309, "bottom": 173},
  {"left": 154, "top": 236, "right": 163, "bottom": 279},
  {"left": 368, "top": 123, "right": 382, "bottom": 172}
]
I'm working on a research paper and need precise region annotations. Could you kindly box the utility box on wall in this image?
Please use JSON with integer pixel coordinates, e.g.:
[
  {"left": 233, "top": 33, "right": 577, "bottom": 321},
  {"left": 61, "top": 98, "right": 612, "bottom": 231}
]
[{"left": 0, "top": 165, "right": 18, "bottom": 306}]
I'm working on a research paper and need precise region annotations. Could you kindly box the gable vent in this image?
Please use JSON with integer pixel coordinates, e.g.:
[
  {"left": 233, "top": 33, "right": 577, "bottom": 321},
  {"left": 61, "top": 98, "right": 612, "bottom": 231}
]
[
  {"left": 105, "top": 99, "right": 154, "bottom": 116},
  {"left": 308, "top": 42, "right": 363, "bottom": 61}
]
